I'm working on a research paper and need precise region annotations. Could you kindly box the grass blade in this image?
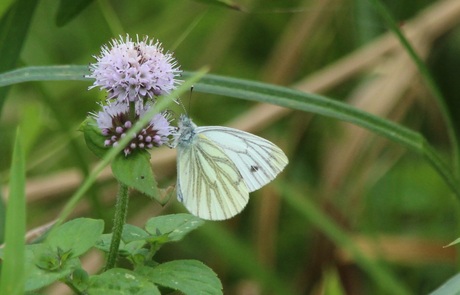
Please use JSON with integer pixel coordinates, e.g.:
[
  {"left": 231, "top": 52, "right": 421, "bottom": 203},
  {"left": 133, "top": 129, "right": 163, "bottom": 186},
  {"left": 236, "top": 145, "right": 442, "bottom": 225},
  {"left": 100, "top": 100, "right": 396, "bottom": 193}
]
[
  {"left": 0, "top": 66, "right": 458, "bottom": 199},
  {"left": 0, "top": 129, "right": 26, "bottom": 295}
]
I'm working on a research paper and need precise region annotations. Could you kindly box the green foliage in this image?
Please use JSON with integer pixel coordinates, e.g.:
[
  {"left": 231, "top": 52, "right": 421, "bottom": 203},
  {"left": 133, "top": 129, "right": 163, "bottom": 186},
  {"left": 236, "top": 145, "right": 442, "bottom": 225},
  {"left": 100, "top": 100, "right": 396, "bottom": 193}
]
[
  {"left": 88, "top": 268, "right": 161, "bottom": 295},
  {"left": 80, "top": 116, "right": 108, "bottom": 158},
  {"left": 145, "top": 213, "right": 205, "bottom": 242},
  {"left": 45, "top": 218, "right": 104, "bottom": 257},
  {"left": 25, "top": 245, "right": 81, "bottom": 291},
  {"left": 0, "top": 214, "right": 216, "bottom": 293},
  {"left": 111, "top": 151, "right": 161, "bottom": 203},
  {"left": 2, "top": 0, "right": 460, "bottom": 293},
  {"left": 137, "top": 260, "right": 223, "bottom": 295}
]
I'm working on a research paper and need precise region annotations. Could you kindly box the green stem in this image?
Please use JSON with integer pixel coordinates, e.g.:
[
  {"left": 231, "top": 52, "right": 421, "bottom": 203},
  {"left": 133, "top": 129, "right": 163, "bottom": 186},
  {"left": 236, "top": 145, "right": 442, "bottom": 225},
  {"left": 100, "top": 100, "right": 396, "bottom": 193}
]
[{"left": 105, "top": 182, "right": 130, "bottom": 270}]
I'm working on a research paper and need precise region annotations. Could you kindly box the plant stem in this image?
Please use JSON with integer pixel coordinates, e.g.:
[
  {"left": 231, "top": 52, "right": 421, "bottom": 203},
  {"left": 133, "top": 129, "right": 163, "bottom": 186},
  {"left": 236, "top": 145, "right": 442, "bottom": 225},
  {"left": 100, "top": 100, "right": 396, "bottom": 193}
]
[{"left": 105, "top": 182, "right": 129, "bottom": 270}]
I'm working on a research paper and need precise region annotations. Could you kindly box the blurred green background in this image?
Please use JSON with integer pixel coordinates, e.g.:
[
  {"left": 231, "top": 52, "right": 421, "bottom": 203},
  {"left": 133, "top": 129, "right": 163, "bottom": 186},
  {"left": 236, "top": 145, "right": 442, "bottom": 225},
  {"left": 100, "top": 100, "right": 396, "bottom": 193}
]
[{"left": 2, "top": 0, "right": 460, "bottom": 294}]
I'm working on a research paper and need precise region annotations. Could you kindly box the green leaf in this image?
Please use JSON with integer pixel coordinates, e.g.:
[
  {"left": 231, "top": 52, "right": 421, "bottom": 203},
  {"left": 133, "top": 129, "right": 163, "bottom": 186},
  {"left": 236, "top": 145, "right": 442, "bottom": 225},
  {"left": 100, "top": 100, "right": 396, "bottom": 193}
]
[
  {"left": 111, "top": 151, "right": 161, "bottom": 201},
  {"left": 24, "top": 244, "right": 81, "bottom": 291},
  {"left": 80, "top": 116, "right": 109, "bottom": 158},
  {"left": 191, "top": 0, "right": 243, "bottom": 11},
  {"left": 95, "top": 233, "right": 118, "bottom": 253},
  {"left": 0, "top": 129, "right": 26, "bottom": 295},
  {"left": 145, "top": 213, "right": 205, "bottom": 242},
  {"left": 429, "top": 273, "right": 460, "bottom": 295},
  {"left": 137, "top": 260, "right": 222, "bottom": 295},
  {"left": 88, "top": 268, "right": 160, "bottom": 295},
  {"left": 0, "top": 0, "right": 39, "bottom": 114},
  {"left": 55, "top": 0, "right": 95, "bottom": 26},
  {"left": 70, "top": 268, "right": 90, "bottom": 291},
  {"left": 122, "top": 224, "right": 150, "bottom": 243},
  {"left": 45, "top": 218, "right": 104, "bottom": 257}
]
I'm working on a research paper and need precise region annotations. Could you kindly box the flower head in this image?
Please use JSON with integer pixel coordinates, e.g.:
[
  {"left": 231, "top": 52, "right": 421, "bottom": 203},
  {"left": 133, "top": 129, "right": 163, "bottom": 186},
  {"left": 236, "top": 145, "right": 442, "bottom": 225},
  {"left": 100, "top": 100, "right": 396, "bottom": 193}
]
[
  {"left": 94, "top": 101, "right": 173, "bottom": 156},
  {"left": 88, "top": 35, "right": 182, "bottom": 103}
]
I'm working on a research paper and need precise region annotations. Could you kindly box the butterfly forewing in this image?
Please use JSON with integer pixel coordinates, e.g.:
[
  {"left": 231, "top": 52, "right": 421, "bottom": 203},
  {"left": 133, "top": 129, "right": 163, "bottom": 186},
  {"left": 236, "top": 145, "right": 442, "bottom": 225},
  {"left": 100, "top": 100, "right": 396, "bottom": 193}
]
[
  {"left": 177, "top": 133, "right": 249, "bottom": 220},
  {"left": 197, "top": 126, "right": 288, "bottom": 192}
]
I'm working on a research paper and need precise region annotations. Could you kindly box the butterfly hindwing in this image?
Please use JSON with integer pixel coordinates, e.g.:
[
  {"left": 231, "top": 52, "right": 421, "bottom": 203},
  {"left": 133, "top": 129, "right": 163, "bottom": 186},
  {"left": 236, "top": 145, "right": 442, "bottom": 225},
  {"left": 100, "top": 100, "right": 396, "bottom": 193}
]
[{"left": 177, "top": 133, "right": 249, "bottom": 220}]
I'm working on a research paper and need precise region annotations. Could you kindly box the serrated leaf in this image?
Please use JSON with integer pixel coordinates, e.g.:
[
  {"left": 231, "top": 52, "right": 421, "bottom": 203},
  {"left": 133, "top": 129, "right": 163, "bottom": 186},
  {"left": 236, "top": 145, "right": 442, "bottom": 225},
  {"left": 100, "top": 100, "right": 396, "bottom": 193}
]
[
  {"left": 137, "top": 260, "right": 222, "bottom": 295},
  {"left": 111, "top": 151, "right": 160, "bottom": 201},
  {"left": 45, "top": 218, "right": 104, "bottom": 257},
  {"left": 81, "top": 116, "right": 109, "bottom": 158},
  {"left": 88, "top": 268, "right": 160, "bottom": 295},
  {"left": 55, "top": 0, "right": 94, "bottom": 26},
  {"left": 145, "top": 214, "right": 204, "bottom": 242}
]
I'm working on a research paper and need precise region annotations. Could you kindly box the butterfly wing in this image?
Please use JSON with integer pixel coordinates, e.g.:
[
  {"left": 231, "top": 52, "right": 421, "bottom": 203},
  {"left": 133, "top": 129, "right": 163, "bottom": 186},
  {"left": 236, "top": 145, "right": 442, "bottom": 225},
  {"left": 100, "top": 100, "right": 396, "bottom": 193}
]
[
  {"left": 177, "top": 133, "right": 249, "bottom": 220},
  {"left": 197, "top": 126, "right": 288, "bottom": 192}
]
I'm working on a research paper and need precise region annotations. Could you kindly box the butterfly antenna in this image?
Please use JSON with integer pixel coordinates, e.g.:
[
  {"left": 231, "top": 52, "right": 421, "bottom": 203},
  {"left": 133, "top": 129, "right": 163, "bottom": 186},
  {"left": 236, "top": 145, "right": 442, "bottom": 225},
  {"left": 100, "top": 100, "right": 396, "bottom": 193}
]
[{"left": 187, "top": 86, "right": 194, "bottom": 114}]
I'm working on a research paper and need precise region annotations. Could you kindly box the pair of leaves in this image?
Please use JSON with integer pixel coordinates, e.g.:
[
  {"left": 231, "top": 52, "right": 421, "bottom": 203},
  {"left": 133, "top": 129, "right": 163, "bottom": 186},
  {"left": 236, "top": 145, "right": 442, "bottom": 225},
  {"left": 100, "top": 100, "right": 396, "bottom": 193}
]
[
  {"left": 96, "top": 214, "right": 205, "bottom": 259},
  {"left": 85, "top": 214, "right": 219, "bottom": 294}
]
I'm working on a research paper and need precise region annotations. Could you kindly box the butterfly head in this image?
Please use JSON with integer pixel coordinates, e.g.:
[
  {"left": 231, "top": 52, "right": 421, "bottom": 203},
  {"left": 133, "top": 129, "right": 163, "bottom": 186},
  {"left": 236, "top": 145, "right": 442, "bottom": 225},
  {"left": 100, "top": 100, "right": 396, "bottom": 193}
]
[{"left": 172, "top": 115, "right": 198, "bottom": 147}]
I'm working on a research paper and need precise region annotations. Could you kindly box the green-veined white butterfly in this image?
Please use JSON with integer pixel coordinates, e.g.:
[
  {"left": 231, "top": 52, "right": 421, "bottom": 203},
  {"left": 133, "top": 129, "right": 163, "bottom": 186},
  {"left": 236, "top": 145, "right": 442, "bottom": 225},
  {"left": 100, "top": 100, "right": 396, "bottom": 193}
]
[{"left": 173, "top": 115, "right": 288, "bottom": 220}]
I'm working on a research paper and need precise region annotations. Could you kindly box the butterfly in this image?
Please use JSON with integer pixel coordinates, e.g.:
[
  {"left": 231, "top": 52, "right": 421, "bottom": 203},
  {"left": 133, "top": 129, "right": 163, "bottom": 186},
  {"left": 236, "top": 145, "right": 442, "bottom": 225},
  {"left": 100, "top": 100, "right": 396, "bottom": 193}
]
[{"left": 173, "top": 115, "right": 288, "bottom": 220}]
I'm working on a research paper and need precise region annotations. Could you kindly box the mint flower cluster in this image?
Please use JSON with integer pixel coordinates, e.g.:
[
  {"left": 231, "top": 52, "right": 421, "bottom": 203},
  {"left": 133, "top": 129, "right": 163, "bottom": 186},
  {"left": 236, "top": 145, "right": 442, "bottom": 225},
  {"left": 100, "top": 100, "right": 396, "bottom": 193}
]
[{"left": 87, "top": 35, "right": 181, "bottom": 156}]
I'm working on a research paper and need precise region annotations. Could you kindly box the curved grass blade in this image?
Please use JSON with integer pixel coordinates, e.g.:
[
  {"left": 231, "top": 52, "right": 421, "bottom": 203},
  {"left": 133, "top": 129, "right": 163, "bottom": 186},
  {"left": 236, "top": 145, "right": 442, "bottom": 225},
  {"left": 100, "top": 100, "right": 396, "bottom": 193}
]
[
  {"left": 0, "top": 66, "right": 457, "bottom": 198},
  {"left": 184, "top": 72, "right": 460, "bottom": 198},
  {"left": 0, "top": 65, "right": 88, "bottom": 86}
]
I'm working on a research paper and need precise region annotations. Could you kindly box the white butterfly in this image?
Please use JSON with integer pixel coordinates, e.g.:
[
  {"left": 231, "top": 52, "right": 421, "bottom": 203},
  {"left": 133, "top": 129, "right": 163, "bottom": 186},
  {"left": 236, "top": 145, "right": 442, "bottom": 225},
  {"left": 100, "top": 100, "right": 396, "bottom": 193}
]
[{"left": 173, "top": 115, "right": 288, "bottom": 220}]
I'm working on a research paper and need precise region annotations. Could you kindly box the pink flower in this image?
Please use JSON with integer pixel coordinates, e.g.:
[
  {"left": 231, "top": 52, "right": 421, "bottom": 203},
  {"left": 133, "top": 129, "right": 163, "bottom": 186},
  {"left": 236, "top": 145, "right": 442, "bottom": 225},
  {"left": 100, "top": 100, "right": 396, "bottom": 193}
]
[
  {"left": 93, "top": 101, "right": 174, "bottom": 156},
  {"left": 88, "top": 35, "right": 182, "bottom": 103}
]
